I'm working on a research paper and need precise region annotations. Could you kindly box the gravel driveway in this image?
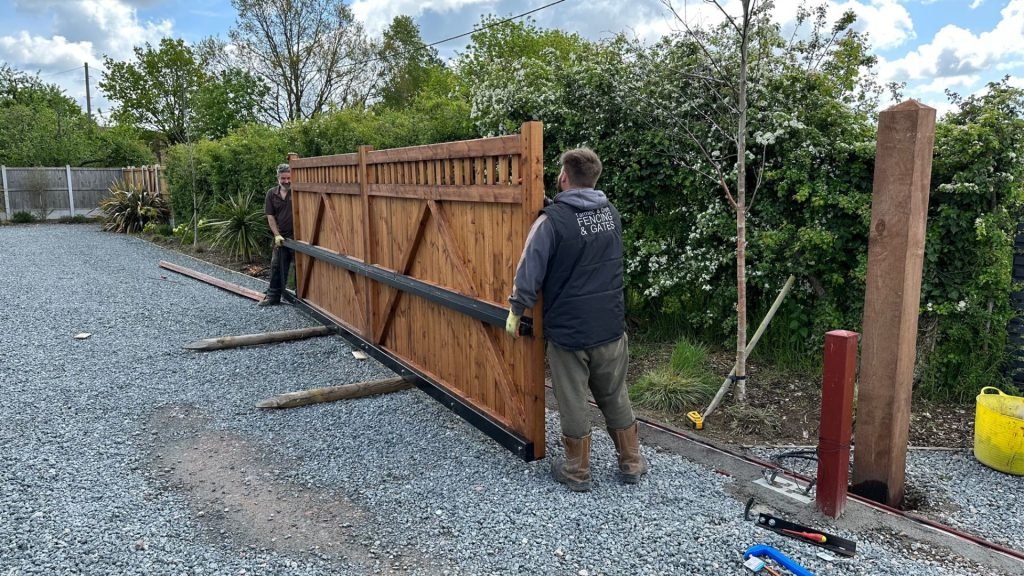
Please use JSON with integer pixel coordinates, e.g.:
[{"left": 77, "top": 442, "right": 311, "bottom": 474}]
[{"left": 0, "top": 225, "right": 1020, "bottom": 575}]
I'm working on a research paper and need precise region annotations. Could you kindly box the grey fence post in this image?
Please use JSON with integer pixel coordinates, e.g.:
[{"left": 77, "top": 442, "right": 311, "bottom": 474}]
[
  {"left": 1, "top": 165, "right": 9, "bottom": 220},
  {"left": 66, "top": 165, "right": 75, "bottom": 218}
]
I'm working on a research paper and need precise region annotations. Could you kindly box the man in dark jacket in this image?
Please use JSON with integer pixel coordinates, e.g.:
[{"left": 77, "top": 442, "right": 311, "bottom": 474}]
[
  {"left": 506, "top": 147, "right": 648, "bottom": 492},
  {"left": 259, "top": 163, "right": 293, "bottom": 306}
]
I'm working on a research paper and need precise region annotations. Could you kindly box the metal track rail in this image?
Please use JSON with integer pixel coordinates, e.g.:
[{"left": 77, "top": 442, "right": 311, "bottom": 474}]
[{"left": 630, "top": 412, "right": 1024, "bottom": 564}]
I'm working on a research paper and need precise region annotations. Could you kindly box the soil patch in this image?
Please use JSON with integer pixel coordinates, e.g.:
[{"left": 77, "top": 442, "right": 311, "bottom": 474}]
[
  {"left": 146, "top": 234, "right": 271, "bottom": 279},
  {"left": 627, "top": 344, "right": 975, "bottom": 450},
  {"left": 146, "top": 404, "right": 441, "bottom": 574}
]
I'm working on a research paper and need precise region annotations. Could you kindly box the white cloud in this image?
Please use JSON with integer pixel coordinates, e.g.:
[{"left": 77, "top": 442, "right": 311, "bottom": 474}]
[
  {"left": 350, "top": 0, "right": 496, "bottom": 37},
  {"left": 879, "top": 0, "right": 1024, "bottom": 84},
  {"left": 9, "top": 0, "right": 173, "bottom": 60},
  {"left": 772, "top": 0, "right": 915, "bottom": 50},
  {"left": 970, "top": 0, "right": 985, "bottom": 8},
  {"left": 913, "top": 74, "right": 980, "bottom": 94},
  {"left": 1, "top": 0, "right": 175, "bottom": 117},
  {"left": 9, "top": 0, "right": 173, "bottom": 58},
  {"left": 0, "top": 32, "right": 95, "bottom": 70}
]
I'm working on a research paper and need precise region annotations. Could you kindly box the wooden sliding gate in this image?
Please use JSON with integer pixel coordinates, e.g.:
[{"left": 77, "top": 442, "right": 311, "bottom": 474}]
[{"left": 287, "top": 122, "right": 546, "bottom": 460}]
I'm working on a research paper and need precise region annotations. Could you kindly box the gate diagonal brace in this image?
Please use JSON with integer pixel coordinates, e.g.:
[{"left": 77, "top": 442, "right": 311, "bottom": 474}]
[{"left": 284, "top": 239, "right": 534, "bottom": 337}]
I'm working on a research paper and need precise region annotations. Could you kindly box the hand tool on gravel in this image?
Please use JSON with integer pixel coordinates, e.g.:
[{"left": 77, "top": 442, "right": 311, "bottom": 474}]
[
  {"left": 744, "top": 544, "right": 816, "bottom": 576},
  {"left": 755, "top": 513, "right": 856, "bottom": 557}
]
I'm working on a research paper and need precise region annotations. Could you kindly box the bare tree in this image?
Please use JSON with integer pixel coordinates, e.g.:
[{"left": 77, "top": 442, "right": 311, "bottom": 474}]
[
  {"left": 661, "top": 0, "right": 770, "bottom": 407},
  {"left": 228, "top": 0, "right": 376, "bottom": 122}
]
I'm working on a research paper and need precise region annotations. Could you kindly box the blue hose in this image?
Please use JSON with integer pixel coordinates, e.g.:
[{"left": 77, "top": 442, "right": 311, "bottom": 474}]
[{"left": 744, "top": 544, "right": 816, "bottom": 576}]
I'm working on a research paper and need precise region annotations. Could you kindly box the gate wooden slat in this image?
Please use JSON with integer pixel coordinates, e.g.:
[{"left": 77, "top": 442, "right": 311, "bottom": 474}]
[
  {"left": 366, "top": 136, "right": 519, "bottom": 164},
  {"left": 294, "top": 182, "right": 359, "bottom": 195},
  {"left": 289, "top": 123, "right": 545, "bottom": 461},
  {"left": 368, "top": 184, "right": 521, "bottom": 204},
  {"left": 322, "top": 193, "right": 367, "bottom": 329},
  {"left": 299, "top": 196, "right": 326, "bottom": 298}
]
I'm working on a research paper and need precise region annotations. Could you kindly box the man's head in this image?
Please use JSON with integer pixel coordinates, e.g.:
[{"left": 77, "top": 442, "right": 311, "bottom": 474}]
[
  {"left": 277, "top": 163, "right": 291, "bottom": 190},
  {"left": 557, "top": 148, "right": 602, "bottom": 191}
]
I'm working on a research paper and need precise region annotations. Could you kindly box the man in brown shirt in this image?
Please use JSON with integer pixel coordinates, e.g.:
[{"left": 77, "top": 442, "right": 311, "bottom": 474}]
[{"left": 259, "top": 163, "right": 293, "bottom": 306}]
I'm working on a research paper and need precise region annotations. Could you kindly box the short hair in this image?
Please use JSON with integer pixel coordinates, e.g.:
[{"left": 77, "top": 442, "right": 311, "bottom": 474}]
[
  {"left": 559, "top": 148, "right": 602, "bottom": 188},
  {"left": 276, "top": 163, "right": 291, "bottom": 175}
]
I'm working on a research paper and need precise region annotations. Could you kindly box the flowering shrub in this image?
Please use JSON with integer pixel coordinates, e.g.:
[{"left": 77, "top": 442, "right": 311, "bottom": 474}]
[
  {"left": 157, "top": 12, "right": 1024, "bottom": 399},
  {"left": 459, "top": 12, "right": 1023, "bottom": 398}
]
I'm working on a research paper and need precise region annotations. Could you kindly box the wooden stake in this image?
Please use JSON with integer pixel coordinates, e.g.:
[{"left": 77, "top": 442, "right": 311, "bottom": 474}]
[
  {"left": 159, "top": 260, "right": 264, "bottom": 301},
  {"left": 256, "top": 377, "right": 412, "bottom": 409},
  {"left": 185, "top": 326, "right": 335, "bottom": 351},
  {"left": 702, "top": 275, "right": 796, "bottom": 419}
]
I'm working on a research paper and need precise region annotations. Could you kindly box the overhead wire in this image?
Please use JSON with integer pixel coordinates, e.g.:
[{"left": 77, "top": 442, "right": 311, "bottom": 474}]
[
  {"left": 35, "top": 65, "right": 85, "bottom": 79},
  {"left": 348, "top": 0, "right": 572, "bottom": 68}
]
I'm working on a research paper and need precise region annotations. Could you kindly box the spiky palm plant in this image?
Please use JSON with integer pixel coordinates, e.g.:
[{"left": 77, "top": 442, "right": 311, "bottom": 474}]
[
  {"left": 100, "top": 180, "right": 169, "bottom": 233},
  {"left": 205, "top": 191, "right": 269, "bottom": 262}
]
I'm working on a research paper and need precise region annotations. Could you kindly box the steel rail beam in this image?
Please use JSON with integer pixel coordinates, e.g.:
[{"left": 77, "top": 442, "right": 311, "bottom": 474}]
[{"left": 284, "top": 239, "right": 534, "bottom": 337}]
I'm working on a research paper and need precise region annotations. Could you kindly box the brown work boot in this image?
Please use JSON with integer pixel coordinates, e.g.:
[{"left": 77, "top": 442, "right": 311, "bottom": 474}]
[
  {"left": 258, "top": 296, "right": 281, "bottom": 307},
  {"left": 551, "top": 434, "right": 592, "bottom": 492},
  {"left": 608, "top": 421, "right": 649, "bottom": 484}
]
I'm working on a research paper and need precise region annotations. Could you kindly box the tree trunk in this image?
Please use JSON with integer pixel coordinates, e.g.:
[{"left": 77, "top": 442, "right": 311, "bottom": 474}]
[{"left": 734, "top": 0, "right": 751, "bottom": 403}]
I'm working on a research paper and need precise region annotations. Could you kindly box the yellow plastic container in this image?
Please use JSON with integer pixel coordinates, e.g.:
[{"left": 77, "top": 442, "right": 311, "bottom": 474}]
[{"left": 973, "top": 387, "right": 1024, "bottom": 475}]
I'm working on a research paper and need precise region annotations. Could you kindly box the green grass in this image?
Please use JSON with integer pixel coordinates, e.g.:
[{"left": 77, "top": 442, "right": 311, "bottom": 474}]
[
  {"left": 630, "top": 368, "right": 718, "bottom": 413},
  {"left": 630, "top": 336, "right": 719, "bottom": 413},
  {"left": 670, "top": 338, "right": 710, "bottom": 375}
]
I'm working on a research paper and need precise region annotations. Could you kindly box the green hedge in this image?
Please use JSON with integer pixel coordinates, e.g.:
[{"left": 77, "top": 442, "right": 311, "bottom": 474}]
[
  {"left": 165, "top": 125, "right": 288, "bottom": 226},
  {"left": 161, "top": 16, "right": 1024, "bottom": 400}
]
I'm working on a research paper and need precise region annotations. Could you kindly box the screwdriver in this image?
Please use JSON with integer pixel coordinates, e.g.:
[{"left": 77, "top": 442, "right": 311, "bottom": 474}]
[{"left": 781, "top": 528, "right": 827, "bottom": 543}]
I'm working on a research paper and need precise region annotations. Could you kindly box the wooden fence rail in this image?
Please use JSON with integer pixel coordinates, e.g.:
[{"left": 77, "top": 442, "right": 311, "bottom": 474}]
[{"left": 287, "top": 122, "right": 547, "bottom": 460}]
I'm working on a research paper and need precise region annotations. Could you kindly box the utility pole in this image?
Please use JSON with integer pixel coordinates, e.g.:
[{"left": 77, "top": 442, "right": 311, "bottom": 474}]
[{"left": 84, "top": 62, "right": 92, "bottom": 117}]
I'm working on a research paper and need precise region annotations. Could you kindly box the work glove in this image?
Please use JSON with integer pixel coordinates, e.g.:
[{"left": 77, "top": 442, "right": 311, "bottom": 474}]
[
  {"left": 505, "top": 310, "right": 521, "bottom": 338},
  {"left": 274, "top": 234, "right": 285, "bottom": 247}
]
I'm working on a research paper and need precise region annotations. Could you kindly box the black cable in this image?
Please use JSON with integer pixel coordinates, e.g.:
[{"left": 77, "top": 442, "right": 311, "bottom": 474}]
[
  {"left": 36, "top": 65, "right": 84, "bottom": 79},
  {"left": 352, "top": 0, "right": 572, "bottom": 67}
]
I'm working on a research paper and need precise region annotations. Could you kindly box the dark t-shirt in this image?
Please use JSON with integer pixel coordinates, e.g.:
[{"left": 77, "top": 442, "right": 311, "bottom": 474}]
[{"left": 264, "top": 185, "right": 293, "bottom": 238}]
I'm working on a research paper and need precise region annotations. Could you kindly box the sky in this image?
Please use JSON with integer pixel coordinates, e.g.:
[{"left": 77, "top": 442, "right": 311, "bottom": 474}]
[{"left": 1, "top": 0, "right": 1021, "bottom": 120}]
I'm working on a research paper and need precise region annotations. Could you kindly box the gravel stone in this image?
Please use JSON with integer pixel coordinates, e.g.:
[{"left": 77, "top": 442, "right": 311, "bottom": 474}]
[{"left": 0, "top": 225, "right": 1020, "bottom": 575}]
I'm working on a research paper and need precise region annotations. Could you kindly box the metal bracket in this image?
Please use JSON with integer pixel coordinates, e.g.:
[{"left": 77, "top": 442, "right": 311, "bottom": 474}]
[{"left": 754, "top": 471, "right": 814, "bottom": 505}]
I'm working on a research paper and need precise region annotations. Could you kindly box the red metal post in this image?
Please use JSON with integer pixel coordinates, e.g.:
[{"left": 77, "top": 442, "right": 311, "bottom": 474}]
[{"left": 817, "top": 330, "right": 859, "bottom": 518}]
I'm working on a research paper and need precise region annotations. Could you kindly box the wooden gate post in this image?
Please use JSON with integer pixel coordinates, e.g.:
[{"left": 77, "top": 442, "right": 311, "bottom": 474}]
[
  {"left": 852, "top": 100, "right": 936, "bottom": 507},
  {"left": 358, "top": 145, "right": 376, "bottom": 341},
  {"left": 519, "top": 121, "right": 546, "bottom": 459},
  {"left": 66, "top": 165, "right": 75, "bottom": 217},
  {"left": 287, "top": 152, "right": 304, "bottom": 296}
]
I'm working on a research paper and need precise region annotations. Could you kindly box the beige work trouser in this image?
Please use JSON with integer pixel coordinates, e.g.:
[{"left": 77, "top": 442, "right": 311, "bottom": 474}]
[{"left": 548, "top": 335, "right": 634, "bottom": 438}]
